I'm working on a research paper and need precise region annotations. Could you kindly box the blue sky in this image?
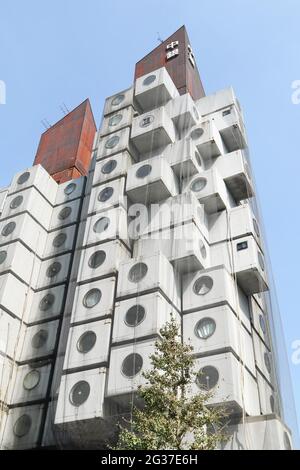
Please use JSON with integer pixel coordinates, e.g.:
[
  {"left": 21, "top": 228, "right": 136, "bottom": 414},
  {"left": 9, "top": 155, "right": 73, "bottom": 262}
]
[{"left": 0, "top": 0, "right": 299, "bottom": 445}]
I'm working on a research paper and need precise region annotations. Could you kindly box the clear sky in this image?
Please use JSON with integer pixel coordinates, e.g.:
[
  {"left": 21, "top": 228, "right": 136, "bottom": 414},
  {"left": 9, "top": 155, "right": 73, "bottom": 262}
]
[{"left": 0, "top": 0, "right": 299, "bottom": 445}]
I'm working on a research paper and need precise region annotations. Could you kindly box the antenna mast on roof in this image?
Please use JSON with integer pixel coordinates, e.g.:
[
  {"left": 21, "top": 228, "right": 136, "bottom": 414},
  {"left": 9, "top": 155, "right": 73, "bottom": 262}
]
[{"left": 157, "top": 32, "right": 164, "bottom": 44}]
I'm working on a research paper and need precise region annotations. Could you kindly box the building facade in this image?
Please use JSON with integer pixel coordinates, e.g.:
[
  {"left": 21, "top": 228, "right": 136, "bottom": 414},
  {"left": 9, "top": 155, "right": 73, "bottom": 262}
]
[{"left": 0, "top": 26, "right": 294, "bottom": 450}]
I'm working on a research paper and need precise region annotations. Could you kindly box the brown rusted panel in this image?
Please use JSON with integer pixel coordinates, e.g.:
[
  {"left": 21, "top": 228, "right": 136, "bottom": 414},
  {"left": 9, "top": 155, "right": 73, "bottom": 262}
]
[
  {"left": 34, "top": 99, "right": 96, "bottom": 183},
  {"left": 135, "top": 26, "right": 205, "bottom": 101},
  {"left": 51, "top": 167, "right": 82, "bottom": 184}
]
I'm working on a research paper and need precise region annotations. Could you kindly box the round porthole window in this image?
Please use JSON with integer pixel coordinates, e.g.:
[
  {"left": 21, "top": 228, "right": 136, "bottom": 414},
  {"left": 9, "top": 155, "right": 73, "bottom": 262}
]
[
  {"left": 284, "top": 431, "right": 292, "bottom": 450},
  {"left": 195, "top": 151, "right": 202, "bottom": 167},
  {"left": 39, "top": 293, "right": 55, "bottom": 312},
  {"left": 10, "top": 195, "right": 23, "bottom": 209},
  {"left": 270, "top": 395, "right": 275, "bottom": 412},
  {"left": 31, "top": 329, "right": 48, "bottom": 349},
  {"left": 125, "top": 305, "right": 146, "bottom": 327},
  {"left": 108, "top": 114, "right": 123, "bottom": 127},
  {"left": 199, "top": 240, "right": 207, "bottom": 259},
  {"left": 143, "top": 74, "right": 156, "bottom": 86},
  {"left": 264, "top": 352, "right": 272, "bottom": 373},
  {"left": 52, "top": 232, "right": 67, "bottom": 248},
  {"left": 190, "top": 177, "right": 207, "bottom": 193},
  {"left": 193, "top": 276, "right": 213, "bottom": 296},
  {"left": 111, "top": 94, "right": 125, "bottom": 106},
  {"left": 77, "top": 331, "right": 97, "bottom": 353},
  {"left": 83, "top": 288, "right": 102, "bottom": 308},
  {"left": 122, "top": 353, "right": 143, "bottom": 378},
  {"left": 195, "top": 318, "right": 216, "bottom": 340},
  {"left": 70, "top": 381, "right": 90, "bottom": 407},
  {"left": 105, "top": 135, "right": 120, "bottom": 149},
  {"left": 128, "top": 262, "right": 148, "bottom": 283},
  {"left": 93, "top": 216, "right": 110, "bottom": 233},
  {"left": 253, "top": 218, "right": 260, "bottom": 237},
  {"left": 17, "top": 172, "right": 30, "bottom": 185},
  {"left": 259, "top": 314, "right": 266, "bottom": 334},
  {"left": 23, "top": 369, "right": 41, "bottom": 390},
  {"left": 136, "top": 164, "right": 152, "bottom": 179},
  {"left": 46, "top": 262, "right": 61, "bottom": 278},
  {"left": 101, "top": 159, "right": 117, "bottom": 174},
  {"left": 13, "top": 414, "right": 32, "bottom": 437},
  {"left": 196, "top": 366, "right": 219, "bottom": 390},
  {"left": 98, "top": 186, "right": 114, "bottom": 202},
  {"left": 58, "top": 206, "right": 72, "bottom": 220},
  {"left": 88, "top": 250, "right": 106, "bottom": 269},
  {"left": 64, "top": 183, "right": 77, "bottom": 195},
  {"left": 1, "top": 221, "right": 16, "bottom": 237},
  {"left": 258, "top": 252, "right": 265, "bottom": 271},
  {"left": 190, "top": 128, "right": 204, "bottom": 140},
  {"left": 0, "top": 250, "right": 7, "bottom": 265}
]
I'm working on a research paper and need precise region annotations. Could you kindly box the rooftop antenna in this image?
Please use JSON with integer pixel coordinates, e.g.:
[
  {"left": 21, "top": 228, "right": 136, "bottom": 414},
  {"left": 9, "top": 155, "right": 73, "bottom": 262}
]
[
  {"left": 62, "top": 102, "right": 69, "bottom": 114},
  {"left": 41, "top": 119, "right": 51, "bottom": 130},
  {"left": 59, "top": 105, "right": 67, "bottom": 116},
  {"left": 157, "top": 32, "right": 164, "bottom": 44},
  {"left": 44, "top": 118, "right": 51, "bottom": 128}
]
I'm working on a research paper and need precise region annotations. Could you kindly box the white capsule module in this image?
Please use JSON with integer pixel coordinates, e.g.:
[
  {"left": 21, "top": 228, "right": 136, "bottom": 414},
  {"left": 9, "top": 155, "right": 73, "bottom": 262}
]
[
  {"left": 20, "top": 320, "right": 59, "bottom": 362},
  {"left": 100, "top": 105, "right": 135, "bottom": 137},
  {"left": 188, "top": 120, "right": 224, "bottom": 160},
  {"left": 0, "top": 404, "right": 44, "bottom": 450},
  {"left": 0, "top": 312, "right": 23, "bottom": 359},
  {"left": 0, "top": 356, "right": 15, "bottom": 404},
  {"left": 97, "top": 127, "right": 136, "bottom": 161},
  {"left": 252, "top": 330, "right": 273, "bottom": 383},
  {"left": 43, "top": 225, "right": 77, "bottom": 258},
  {"left": 0, "top": 274, "right": 30, "bottom": 321},
  {"left": 93, "top": 151, "right": 134, "bottom": 186},
  {"left": 210, "top": 104, "right": 247, "bottom": 152},
  {"left": 256, "top": 369, "right": 277, "bottom": 415},
  {"left": 88, "top": 177, "right": 127, "bottom": 215},
  {"left": 54, "top": 176, "right": 85, "bottom": 206},
  {"left": 9, "top": 165, "right": 57, "bottom": 205},
  {"left": 103, "top": 86, "right": 134, "bottom": 117},
  {"left": 135, "top": 67, "right": 179, "bottom": 112},
  {"left": 27, "top": 284, "right": 66, "bottom": 324},
  {"left": 164, "top": 138, "right": 202, "bottom": 178},
  {"left": 36, "top": 253, "right": 71, "bottom": 289},
  {"left": 0, "top": 241, "right": 41, "bottom": 287},
  {"left": 9, "top": 362, "right": 52, "bottom": 405},
  {"left": 166, "top": 93, "right": 200, "bottom": 132},
  {"left": 50, "top": 198, "right": 81, "bottom": 230}
]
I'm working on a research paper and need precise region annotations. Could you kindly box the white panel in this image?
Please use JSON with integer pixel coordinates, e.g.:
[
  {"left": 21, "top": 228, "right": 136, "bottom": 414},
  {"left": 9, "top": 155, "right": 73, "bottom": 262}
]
[
  {"left": 0, "top": 404, "right": 44, "bottom": 450},
  {"left": 187, "top": 120, "right": 224, "bottom": 160},
  {"left": 93, "top": 151, "right": 134, "bottom": 186},
  {"left": 210, "top": 105, "right": 247, "bottom": 151},
  {"left": 0, "top": 188, "right": 8, "bottom": 214},
  {"left": 10, "top": 362, "right": 51, "bottom": 404},
  {"left": 36, "top": 253, "right": 71, "bottom": 289},
  {"left": 9, "top": 164, "right": 57, "bottom": 205},
  {"left": 166, "top": 93, "right": 200, "bottom": 131},
  {"left": 0, "top": 274, "right": 29, "bottom": 320},
  {"left": 50, "top": 198, "right": 81, "bottom": 230},
  {"left": 165, "top": 138, "right": 202, "bottom": 178},
  {"left": 253, "top": 330, "right": 273, "bottom": 383},
  {"left": 0, "top": 356, "right": 15, "bottom": 403},
  {"left": 97, "top": 127, "right": 136, "bottom": 161},
  {"left": 88, "top": 177, "right": 127, "bottom": 215},
  {"left": 20, "top": 320, "right": 59, "bottom": 361},
  {"left": 27, "top": 285, "right": 66, "bottom": 324},
  {"left": 0, "top": 241, "right": 41, "bottom": 286},
  {"left": 0, "top": 312, "right": 23, "bottom": 358},
  {"left": 256, "top": 370, "right": 276, "bottom": 415},
  {"left": 103, "top": 87, "right": 134, "bottom": 116},
  {"left": 100, "top": 105, "right": 135, "bottom": 136},
  {"left": 43, "top": 225, "right": 76, "bottom": 258},
  {"left": 196, "top": 87, "right": 240, "bottom": 116},
  {"left": 135, "top": 67, "right": 179, "bottom": 111},
  {"left": 54, "top": 177, "right": 85, "bottom": 206},
  {"left": 83, "top": 206, "right": 130, "bottom": 249}
]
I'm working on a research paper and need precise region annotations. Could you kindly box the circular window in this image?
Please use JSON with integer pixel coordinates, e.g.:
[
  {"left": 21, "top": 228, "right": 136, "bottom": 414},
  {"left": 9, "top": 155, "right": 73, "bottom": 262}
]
[
  {"left": 193, "top": 276, "right": 213, "bottom": 296},
  {"left": 39, "top": 293, "right": 55, "bottom": 312},
  {"left": 259, "top": 314, "right": 266, "bottom": 334},
  {"left": 17, "top": 172, "right": 30, "bottom": 185},
  {"left": 190, "top": 177, "right": 207, "bottom": 193},
  {"left": 101, "top": 159, "right": 117, "bottom": 174},
  {"left": 128, "top": 262, "right": 148, "bottom": 283},
  {"left": 1, "top": 222, "right": 16, "bottom": 237},
  {"left": 52, "top": 232, "right": 67, "bottom": 248},
  {"left": 64, "top": 183, "right": 77, "bottom": 195},
  {"left": 0, "top": 250, "right": 7, "bottom": 265},
  {"left": 98, "top": 186, "right": 114, "bottom": 202},
  {"left": 109, "top": 114, "right": 123, "bottom": 127},
  {"left": 70, "top": 380, "right": 90, "bottom": 407},
  {"left": 195, "top": 151, "right": 202, "bottom": 167},
  {"left": 122, "top": 353, "right": 143, "bottom": 378},
  {"left": 143, "top": 74, "right": 156, "bottom": 86},
  {"left": 93, "top": 216, "right": 110, "bottom": 233},
  {"left": 284, "top": 432, "right": 292, "bottom": 450},
  {"left": 191, "top": 128, "right": 204, "bottom": 140},
  {"left": 195, "top": 318, "right": 216, "bottom": 340},
  {"left": 83, "top": 288, "right": 102, "bottom": 308},
  {"left": 136, "top": 164, "right": 152, "bottom": 179},
  {"left": 13, "top": 414, "right": 32, "bottom": 437},
  {"left": 258, "top": 252, "right": 265, "bottom": 271},
  {"left": 77, "top": 331, "right": 97, "bottom": 353},
  {"left": 196, "top": 366, "right": 219, "bottom": 390},
  {"left": 10, "top": 195, "right": 23, "bottom": 209},
  {"left": 111, "top": 94, "right": 125, "bottom": 106},
  {"left": 264, "top": 352, "right": 272, "bottom": 373},
  {"left": 199, "top": 240, "right": 207, "bottom": 259},
  {"left": 31, "top": 329, "right": 48, "bottom": 349},
  {"left": 270, "top": 395, "right": 275, "bottom": 412},
  {"left": 58, "top": 206, "right": 72, "bottom": 220},
  {"left": 253, "top": 218, "right": 260, "bottom": 237},
  {"left": 125, "top": 305, "right": 146, "bottom": 327},
  {"left": 88, "top": 250, "right": 106, "bottom": 269},
  {"left": 105, "top": 135, "right": 120, "bottom": 149},
  {"left": 139, "top": 115, "right": 154, "bottom": 128},
  {"left": 23, "top": 369, "right": 41, "bottom": 390},
  {"left": 193, "top": 106, "right": 200, "bottom": 120},
  {"left": 46, "top": 262, "right": 62, "bottom": 278}
]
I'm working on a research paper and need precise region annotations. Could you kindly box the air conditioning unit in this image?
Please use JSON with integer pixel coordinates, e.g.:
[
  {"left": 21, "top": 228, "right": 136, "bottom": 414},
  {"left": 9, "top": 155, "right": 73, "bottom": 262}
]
[
  {"left": 166, "top": 93, "right": 200, "bottom": 131},
  {"left": 183, "top": 305, "right": 255, "bottom": 374},
  {"left": 116, "top": 252, "right": 181, "bottom": 309},
  {"left": 97, "top": 127, "right": 136, "bottom": 161},
  {"left": 188, "top": 120, "right": 224, "bottom": 160},
  {"left": 135, "top": 67, "right": 178, "bottom": 112},
  {"left": 103, "top": 86, "right": 134, "bottom": 116},
  {"left": 27, "top": 285, "right": 66, "bottom": 324},
  {"left": 100, "top": 105, "right": 135, "bottom": 137},
  {"left": 211, "top": 105, "right": 247, "bottom": 152},
  {"left": 253, "top": 330, "right": 273, "bottom": 383},
  {"left": 82, "top": 206, "right": 130, "bottom": 249},
  {"left": 191, "top": 352, "right": 260, "bottom": 416},
  {"left": 0, "top": 274, "right": 30, "bottom": 321},
  {"left": 43, "top": 225, "right": 76, "bottom": 258},
  {"left": 20, "top": 320, "right": 59, "bottom": 362},
  {"left": 256, "top": 369, "right": 277, "bottom": 415},
  {"left": 93, "top": 151, "right": 134, "bottom": 186},
  {"left": 88, "top": 177, "right": 127, "bottom": 215},
  {"left": 106, "top": 340, "right": 156, "bottom": 401},
  {"left": 0, "top": 312, "right": 23, "bottom": 359},
  {"left": 70, "top": 277, "right": 116, "bottom": 324},
  {"left": 9, "top": 165, "right": 57, "bottom": 205},
  {"left": 9, "top": 362, "right": 52, "bottom": 405},
  {"left": 215, "top": 150, "right": 254, "bottom": 202},
  {"left": 77, "top": 240, "right": 130, "bottom": 284},
  {"left": 1, "top": 186, "right": 53, "bottom": 230},
  {"left": 63, "top": 319, "right": 111, "bottom": 370},
  {"left": 0, "top": 241, "right": 40, "bottom": 286},
  {"left": 54, "top": 177, "right": 85, "bottom": 206},
  {"left": 126, "top": 156, "right": 178, "bottom": 204},
  {"left": 50, "top": 198, "right": 81, "bottom": 231},
  {"left": 0, "top": 404, "right": 44, "bottom": 450},
  {"left": 131, "top": 107, "right": 176, "bottom": 153},
  {"left": 36, "top": 253, "right": 71, "bottom": 289},
  {"left": 134, "top": 222, "right": 210, "bottom": 273},
  {"left": 164, "top": 139, "right": 202, "bottom": 178},
  {"left": 112, "top": 292, "right": 179, "bottom": 344},
  {"left": 183, "top": 168, "right": 228, "bottom": 213}
]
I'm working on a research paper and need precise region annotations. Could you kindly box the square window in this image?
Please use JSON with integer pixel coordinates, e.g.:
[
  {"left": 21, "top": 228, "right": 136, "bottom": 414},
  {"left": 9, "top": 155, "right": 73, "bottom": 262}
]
[
  {"left": 237, "top": 241, "right": 248, "bottom": 251},
  {"left": 222, "top": 109, "right": 231, "bottom": 116}
]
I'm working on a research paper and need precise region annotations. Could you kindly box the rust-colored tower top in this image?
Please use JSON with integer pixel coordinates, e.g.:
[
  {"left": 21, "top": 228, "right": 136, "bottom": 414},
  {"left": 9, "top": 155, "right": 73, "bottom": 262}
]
[
  {"left": 135, "top": 25, "right": 205, "bottom": 101},
  {"left": 34, "top": 99, "right": 96, "bottom": 184}
]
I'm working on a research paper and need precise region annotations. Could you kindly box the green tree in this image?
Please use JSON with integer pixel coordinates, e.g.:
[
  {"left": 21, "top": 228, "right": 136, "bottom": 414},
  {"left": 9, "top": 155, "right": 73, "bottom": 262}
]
[{"left": 113, "top": 317, "right": 228, "bottom": 450}]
